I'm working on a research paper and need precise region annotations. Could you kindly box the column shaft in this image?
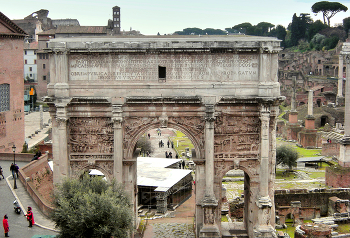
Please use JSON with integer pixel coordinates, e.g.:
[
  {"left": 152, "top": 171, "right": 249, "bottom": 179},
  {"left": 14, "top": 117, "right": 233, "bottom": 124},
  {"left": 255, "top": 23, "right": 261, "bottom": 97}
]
[
  {"left": 205, "top": 117, "right": 215, "bottom": 197},
  {"left": 338, "top": 54, "right": 343, "bottom": 97},
  {"left": 113, "top": 105, "right": 123, "bottom": 182},
  {"left": 259, "top": 111, "right": 270, "bottom": 197},
  {"left": 345, "top": 56, "right": 350, "bottom": 136}
]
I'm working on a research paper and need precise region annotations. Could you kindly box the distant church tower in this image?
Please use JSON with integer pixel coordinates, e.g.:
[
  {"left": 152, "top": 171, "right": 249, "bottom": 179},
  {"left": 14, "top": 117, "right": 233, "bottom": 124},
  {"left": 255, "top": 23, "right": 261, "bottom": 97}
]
[{"left": 112, "top": 6, "right": 120, "bottom": 34}]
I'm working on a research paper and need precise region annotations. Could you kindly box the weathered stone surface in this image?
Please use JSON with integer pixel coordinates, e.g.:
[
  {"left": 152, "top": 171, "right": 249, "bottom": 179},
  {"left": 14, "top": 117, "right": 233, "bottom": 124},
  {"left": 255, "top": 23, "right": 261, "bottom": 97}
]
[{"left": 46, "top": 36, "right": 283, "bottom": 238}]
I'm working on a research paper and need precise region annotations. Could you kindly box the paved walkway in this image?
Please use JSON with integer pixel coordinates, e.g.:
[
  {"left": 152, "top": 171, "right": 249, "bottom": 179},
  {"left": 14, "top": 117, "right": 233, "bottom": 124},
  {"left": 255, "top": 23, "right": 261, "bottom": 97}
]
[
  {"left": 142, "top": 128, "right": 196, "bottom": 237},
  {"left": 6, "top": 171, "right": 58, "bottom": 232},
  {"left": 3, "top": 111, "right": 58, "bottom": 234}
]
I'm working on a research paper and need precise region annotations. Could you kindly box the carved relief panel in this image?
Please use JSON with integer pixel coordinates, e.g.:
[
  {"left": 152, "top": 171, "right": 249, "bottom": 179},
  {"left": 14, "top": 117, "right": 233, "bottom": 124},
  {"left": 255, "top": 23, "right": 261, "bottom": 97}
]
[
  {"left": 68, "top": 117, "right": 114, "bottom": 160},
  {"left": 214, "top": 113, "right": 260, "bottom": 159}
]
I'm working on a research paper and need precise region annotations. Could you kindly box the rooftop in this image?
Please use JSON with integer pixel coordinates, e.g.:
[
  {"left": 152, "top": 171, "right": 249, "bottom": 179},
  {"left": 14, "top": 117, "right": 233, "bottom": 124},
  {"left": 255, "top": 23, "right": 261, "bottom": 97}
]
[{"left": 137, "top": 157, "right": 192, "bottom": 192}]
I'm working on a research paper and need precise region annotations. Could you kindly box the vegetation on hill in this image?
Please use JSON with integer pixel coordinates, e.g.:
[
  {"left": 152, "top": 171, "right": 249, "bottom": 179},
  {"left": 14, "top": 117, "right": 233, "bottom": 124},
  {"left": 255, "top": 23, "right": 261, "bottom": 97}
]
[{"left": 172, "top": 1, "right": 348, "bottom": 52}]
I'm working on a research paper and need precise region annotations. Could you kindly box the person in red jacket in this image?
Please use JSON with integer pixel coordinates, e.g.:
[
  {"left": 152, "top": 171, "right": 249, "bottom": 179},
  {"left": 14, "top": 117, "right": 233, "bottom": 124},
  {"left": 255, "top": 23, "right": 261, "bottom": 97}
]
[
  {"left": 3, "top": 214, "right": 9, "bottom": 237},
  {"left": 24, "top": 207, "right": 34, "bottom": 227}
]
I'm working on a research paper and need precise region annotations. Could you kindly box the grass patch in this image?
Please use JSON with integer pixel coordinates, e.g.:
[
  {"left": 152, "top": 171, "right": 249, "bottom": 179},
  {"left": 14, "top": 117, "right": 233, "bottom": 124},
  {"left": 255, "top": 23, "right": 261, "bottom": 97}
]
[
  {"left": 276, "top": 225, "right": 295, "bottom": 238},
  {"left": 170, "top": 131, "right": 194, "bottom": 158},
  {"left": 337, "top": 223, "right": 350, "bottom": 234},
  {"left": 275, "top": 170, "right": 296, "bottom": 180},
  {"left": 308, "top": 171, "right": 325, "bottom": 179},
  {"left": 221, "top": 215, "right": 229, "bottom": 222},
  {"left": 295, "top": 147, "right": 322, "bottom": 157},
  {"left": 276, "top": 138, "right": 321, "bottom": 157}
]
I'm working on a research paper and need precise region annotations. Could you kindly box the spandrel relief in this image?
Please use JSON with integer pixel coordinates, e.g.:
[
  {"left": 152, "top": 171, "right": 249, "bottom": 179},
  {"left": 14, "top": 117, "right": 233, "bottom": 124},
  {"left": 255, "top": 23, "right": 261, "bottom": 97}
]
[
  {"left": 68, "top": 117, "right": 114, "bottom": 157},
  {"left": 123, "top": 117, "right": 158, "bottom": 150},
  {"left": 170, "top": 116, "right": 205, "bottom": 150},
  {"left": 214, "top": 114, "right": 260, "bottom": 159}
]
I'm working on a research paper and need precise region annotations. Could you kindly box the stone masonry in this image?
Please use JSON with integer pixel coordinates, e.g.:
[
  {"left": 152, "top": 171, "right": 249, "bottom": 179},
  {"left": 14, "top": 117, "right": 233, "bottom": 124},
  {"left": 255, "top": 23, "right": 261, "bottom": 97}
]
[{"left": 45, "top": 35, "right": 283, "bottom": 237}]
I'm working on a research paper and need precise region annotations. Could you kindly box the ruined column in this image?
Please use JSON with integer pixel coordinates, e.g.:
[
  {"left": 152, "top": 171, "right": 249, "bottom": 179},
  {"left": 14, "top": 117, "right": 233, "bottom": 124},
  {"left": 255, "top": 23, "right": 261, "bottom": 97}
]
[
  {"left": 308, "top": 90, "right": 313, "bottom": 116},
  {"left": 289, "top": 76, "right": 298, "bottom": 124},
  {"left": 112, "top": 105, "right": 123, "bottom": 182},
  {"left": 338, "top": 54, "right": 344, "bottom": 97},
  {"left": 305, "top": 90, "right": 315, "bottom": 130},
  {"left": 344, "top": 55, "right": 350, "bottom": 138},
  {"left": 40, "top": 105, "right": 43, "bottom": 130},
  {"left": 339, "top": 52, "right": 350, "bottom": 166},
  {"left": 291, "top": 76, "right": 297, "bottom": 112}
]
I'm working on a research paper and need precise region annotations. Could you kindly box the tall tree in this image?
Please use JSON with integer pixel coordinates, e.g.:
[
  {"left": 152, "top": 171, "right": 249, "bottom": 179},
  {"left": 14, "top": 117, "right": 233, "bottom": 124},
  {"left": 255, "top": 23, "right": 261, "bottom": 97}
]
[
  {"left": 290, "top": 13, "right": 302, "bottom": 46},
  {"left": 231, "top": 22, "right": 256, "bottom": 35},
  {"left": 274, "top": 25, "right": 287, "bottom": 47},
  {"left": 343, "top": 17, "right": 350, "bottom": 34},
  {"left": 51, "top": 175, "right": 134, "bottom": 238},
  {"left": 312, "top": 1, "right": 348, "bottom": 26},
  {"left": 256, "top": 22, "right": 275, "bottom": 36}
]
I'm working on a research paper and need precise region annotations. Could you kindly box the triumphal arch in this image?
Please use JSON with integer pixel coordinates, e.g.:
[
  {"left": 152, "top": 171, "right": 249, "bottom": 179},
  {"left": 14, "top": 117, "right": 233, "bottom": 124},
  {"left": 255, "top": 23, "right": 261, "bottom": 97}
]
[{"left": 45, "top": 36, "right": 282, "bottom": 237}]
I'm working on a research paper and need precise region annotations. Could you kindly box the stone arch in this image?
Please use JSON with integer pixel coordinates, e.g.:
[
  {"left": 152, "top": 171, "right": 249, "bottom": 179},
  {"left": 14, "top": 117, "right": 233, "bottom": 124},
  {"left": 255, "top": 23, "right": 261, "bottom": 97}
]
[
  {"left": 214, "top": 159, "right": 259, "bottom": 232},
  {"left": 70, "top": 161, "right": 113, "bottom": 181},
  {"left": 214, "top": 159, "right": 258, "bottom": 181},
  {"left": 124, "top": 120, "right": 204, "bottom": 160}
]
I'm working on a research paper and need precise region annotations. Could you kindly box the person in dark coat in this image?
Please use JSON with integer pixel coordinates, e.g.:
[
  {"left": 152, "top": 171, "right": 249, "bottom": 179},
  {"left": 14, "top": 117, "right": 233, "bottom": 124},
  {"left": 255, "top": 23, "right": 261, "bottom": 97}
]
[
  {"left": 0, "top": 166, "right": 4, "bottom": 180},
  {"left": 24, "top": 207, "right": 34, "bottom": 227},
  {"left": 14, "top": 164, "right": 19, "bottom": 178},
  {"left": 3, "top": 214, "right": 9, "bottom": 237},
  {"left": 10, "top": 163, "right": 15, "bottom": 179}
]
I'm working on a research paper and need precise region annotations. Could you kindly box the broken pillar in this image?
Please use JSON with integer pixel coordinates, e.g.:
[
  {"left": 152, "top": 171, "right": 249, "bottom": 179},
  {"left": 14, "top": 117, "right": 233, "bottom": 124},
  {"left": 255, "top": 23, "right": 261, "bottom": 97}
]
[{"left": 298, "top": 90, "right": 318, "bottom": 148}]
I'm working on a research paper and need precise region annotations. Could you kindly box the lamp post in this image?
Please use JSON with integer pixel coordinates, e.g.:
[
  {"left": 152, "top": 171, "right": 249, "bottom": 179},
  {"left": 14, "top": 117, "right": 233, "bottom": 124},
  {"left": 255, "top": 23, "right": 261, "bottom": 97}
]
[{"left": 12, "top": 145, "right": 17, "bottom": 189}]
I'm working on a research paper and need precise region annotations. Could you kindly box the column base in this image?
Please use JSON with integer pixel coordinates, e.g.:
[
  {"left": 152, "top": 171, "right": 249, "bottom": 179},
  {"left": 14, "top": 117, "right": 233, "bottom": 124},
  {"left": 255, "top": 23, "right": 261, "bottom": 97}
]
[
  {"left": 254, "top": 225, "right": 277, "bottom": 238},
  {"left": 256, "top": 196, "right": 272, "bottom": 208},
  {"left": 199, "top": 224, "right": 220, "bottom": 238},
  {"left": 201, "top": 194, "right": 218, "bottom": 206}
]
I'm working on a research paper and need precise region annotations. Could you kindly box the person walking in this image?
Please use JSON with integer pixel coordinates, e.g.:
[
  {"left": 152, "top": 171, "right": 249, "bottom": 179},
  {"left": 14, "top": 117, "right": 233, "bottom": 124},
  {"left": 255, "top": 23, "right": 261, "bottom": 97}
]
[
  {"left": 167, "top": 140, "right": 170, "bottom": 148},
  {"left": 0, "top": 166, "right": 4, "bottom": 180},
  {"left": 10, "top": 163, "right": 15, "bottom": 179},
  {"left": 3, "top": 215, "right": 9, "bottom": 237},
  {"left": 24, "top": 207, "right": 34, "bottom": 227},
  {"left": 14, "top": 164, "right": 19, "bottom": 178}
]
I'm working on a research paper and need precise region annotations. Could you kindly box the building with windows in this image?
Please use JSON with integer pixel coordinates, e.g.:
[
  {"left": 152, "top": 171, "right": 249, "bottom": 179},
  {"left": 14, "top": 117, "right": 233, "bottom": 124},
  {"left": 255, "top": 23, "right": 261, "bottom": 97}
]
[
  {"left": 0, "top": 12, "right": 26, "bottom": 152},
  {"left": 23, "top": 41, "right": 38, "bottom": 111}
]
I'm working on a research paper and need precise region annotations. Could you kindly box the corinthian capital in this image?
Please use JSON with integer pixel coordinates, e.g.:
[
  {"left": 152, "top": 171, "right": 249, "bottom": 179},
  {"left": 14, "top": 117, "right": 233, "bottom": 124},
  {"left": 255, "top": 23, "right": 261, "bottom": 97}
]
[
  {"left": 346, "top": 55, "right": 350, "bottom": 65},
  {"left": 56, "top": 117, "right": 67, "bottom": 127}
]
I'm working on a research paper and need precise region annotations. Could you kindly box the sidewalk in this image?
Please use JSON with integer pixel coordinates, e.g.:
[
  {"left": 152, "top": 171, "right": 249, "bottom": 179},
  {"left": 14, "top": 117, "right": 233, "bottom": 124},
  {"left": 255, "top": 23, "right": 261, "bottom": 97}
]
[
  {"left": 3, "top": 111, "right": 58, "bottom": 233},
  {"left": 5, "top": 174, "right": 58, "bottom": 232}
]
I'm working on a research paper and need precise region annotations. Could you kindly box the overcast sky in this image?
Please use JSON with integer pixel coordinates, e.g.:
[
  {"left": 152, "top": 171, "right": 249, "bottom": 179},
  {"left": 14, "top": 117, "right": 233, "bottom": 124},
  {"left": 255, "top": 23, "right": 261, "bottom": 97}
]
[{"left": 3, "top": 0, "right": 350, "bottom": 35}]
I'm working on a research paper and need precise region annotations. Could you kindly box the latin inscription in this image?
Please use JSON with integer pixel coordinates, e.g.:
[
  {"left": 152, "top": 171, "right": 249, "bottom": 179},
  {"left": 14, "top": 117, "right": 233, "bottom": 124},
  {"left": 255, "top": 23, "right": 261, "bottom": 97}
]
[{"left": 69, "top": 54, "right": 259, "bottom": 81}]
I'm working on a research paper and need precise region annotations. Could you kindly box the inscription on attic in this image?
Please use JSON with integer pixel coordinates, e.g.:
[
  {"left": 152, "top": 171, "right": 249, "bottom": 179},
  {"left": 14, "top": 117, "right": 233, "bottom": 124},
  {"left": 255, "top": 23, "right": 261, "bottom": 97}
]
[{"left": 69, "top": 54, "right": 259, "bottom": 81}]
